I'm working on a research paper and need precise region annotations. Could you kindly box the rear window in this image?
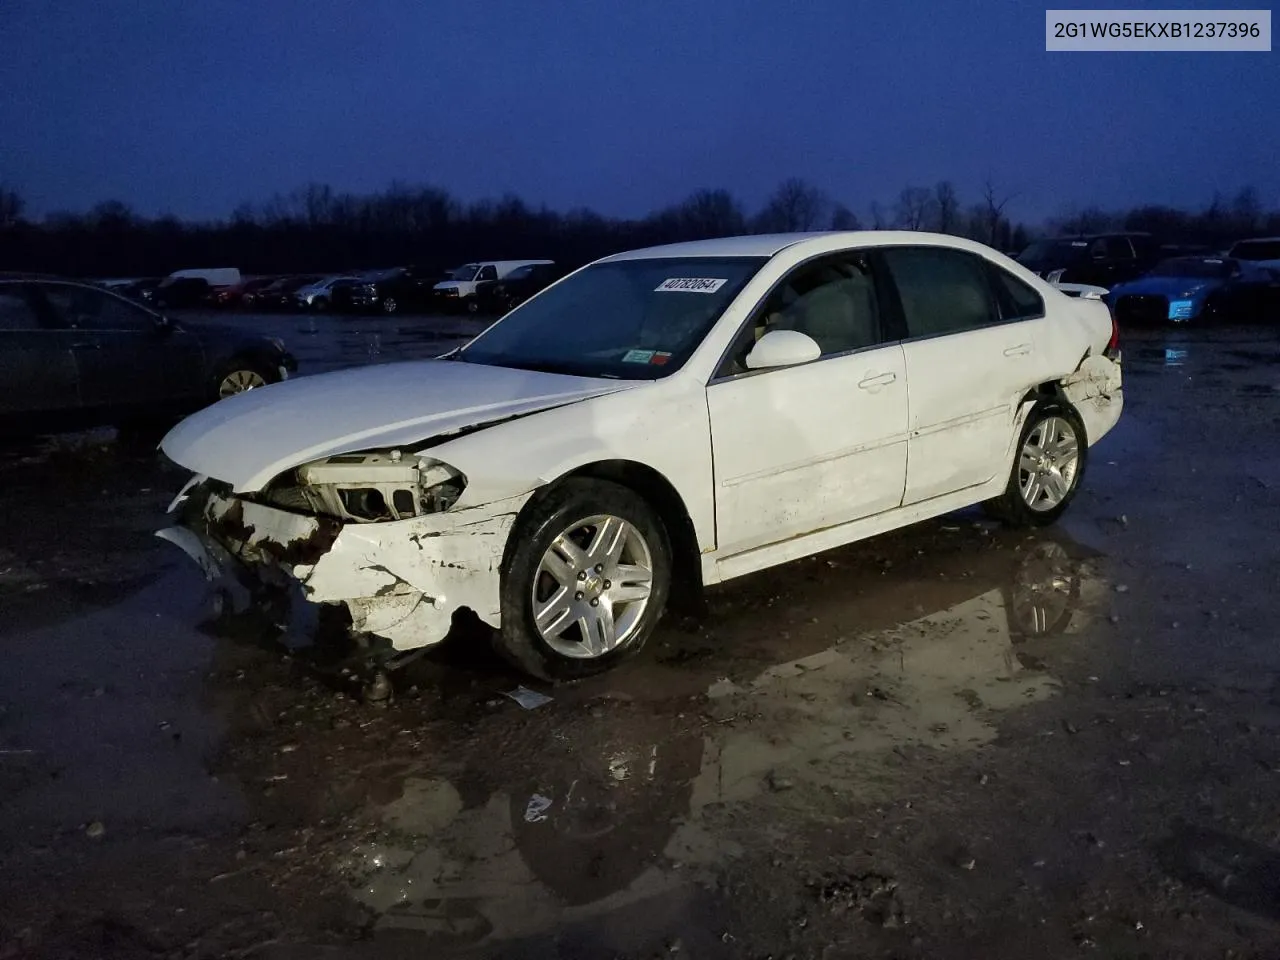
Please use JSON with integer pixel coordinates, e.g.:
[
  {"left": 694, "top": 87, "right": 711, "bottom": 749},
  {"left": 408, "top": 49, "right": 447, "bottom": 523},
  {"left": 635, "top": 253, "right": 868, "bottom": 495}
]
[{"left": 1018, "top": 239, "right": 1089, "bottom": 265}]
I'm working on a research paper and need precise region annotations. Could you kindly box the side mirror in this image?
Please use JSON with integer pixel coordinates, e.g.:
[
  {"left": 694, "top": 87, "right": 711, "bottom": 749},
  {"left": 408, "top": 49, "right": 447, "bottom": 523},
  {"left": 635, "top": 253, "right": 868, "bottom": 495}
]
[
  {"left": 155, "top": 315, "right": 173, "bottom": 332},
  {"left": 744, "top": 329, "right": 821, "bottom": 370}
]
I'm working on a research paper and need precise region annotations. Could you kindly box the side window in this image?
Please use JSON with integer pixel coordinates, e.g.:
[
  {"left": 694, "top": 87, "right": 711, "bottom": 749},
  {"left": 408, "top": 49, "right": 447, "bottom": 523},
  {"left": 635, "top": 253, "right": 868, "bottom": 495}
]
[
  {"left": 757, "top": 254, "right": 883, "bottom": 359},
  {"left": 881, "top": 247, "right": 999, "bottom": 338},
  {"left": 1103, "top": 237, "right": 1134, "bottom": 260},
  {"left": 0, "top": 287, "right": 40, "bottom": 331},
  {"left": 43, "top": 284, "right": 156, "bottom": 332},
  {"left": 477, "top": 265, "right": 498, "bottom": 281},
  {"left": 989, "top": 266, "right": 1045, "bottom": 321}
]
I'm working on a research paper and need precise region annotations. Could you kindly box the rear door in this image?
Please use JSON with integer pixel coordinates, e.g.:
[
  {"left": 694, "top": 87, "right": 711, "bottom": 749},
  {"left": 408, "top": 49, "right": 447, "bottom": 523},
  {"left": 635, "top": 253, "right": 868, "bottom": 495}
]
[
  {"left": 0, "top": 283, "right": 81, "bottom": 432},
  {"left": 880, "top": 245, "right": 1043, "bottom": 505},
  {"left": 39, "top": 282, "right": 206, "bottom": 413}
]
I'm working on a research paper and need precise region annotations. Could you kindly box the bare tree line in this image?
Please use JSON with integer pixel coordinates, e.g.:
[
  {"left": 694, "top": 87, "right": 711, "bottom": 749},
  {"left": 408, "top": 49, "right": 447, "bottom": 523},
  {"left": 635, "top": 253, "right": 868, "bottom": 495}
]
[{"left": 0, "top": 178, "right": 1276, "bottom": 278}]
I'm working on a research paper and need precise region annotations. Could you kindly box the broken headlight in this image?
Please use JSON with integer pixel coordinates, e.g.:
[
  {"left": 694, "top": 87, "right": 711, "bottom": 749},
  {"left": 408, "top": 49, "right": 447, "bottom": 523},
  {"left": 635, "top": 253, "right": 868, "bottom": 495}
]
[{"left": 260, "top": 450, "right": 466, "bottom": 523}]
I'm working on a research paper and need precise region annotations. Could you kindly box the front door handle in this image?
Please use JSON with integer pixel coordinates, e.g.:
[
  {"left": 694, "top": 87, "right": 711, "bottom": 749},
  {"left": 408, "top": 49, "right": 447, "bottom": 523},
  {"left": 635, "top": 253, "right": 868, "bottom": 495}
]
[
  {"left": 1003, "top": 343, "right": 1032, "bottom": 357},
  {"left": 858, "top": 372, "right": 897, "bottom": 389}
]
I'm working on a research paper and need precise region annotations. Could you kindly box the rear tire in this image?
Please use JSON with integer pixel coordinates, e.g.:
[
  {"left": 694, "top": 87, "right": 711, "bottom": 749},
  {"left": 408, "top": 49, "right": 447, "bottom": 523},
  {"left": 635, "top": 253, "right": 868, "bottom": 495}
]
[
  {"left": 495, "top": 479, "right": 671, "bottom": 682},
  {"left": 983, "top": 401, "right": 1087, "bottom": 528},
  {"left": 213, "top": 358, "right": 279, "bottom": 401}
]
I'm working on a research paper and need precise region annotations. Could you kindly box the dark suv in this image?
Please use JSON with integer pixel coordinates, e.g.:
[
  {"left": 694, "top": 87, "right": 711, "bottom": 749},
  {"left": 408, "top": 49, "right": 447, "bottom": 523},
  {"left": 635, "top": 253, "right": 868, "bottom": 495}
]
[
  {"left": 1017, "top": 233, "right": 1161, "bottom": 287},
  {"left": 349, "top": 266, "right": 445, "bottom": 315},
  {"left": 474, "top": 263, "right": 566, "bottom": 315}
]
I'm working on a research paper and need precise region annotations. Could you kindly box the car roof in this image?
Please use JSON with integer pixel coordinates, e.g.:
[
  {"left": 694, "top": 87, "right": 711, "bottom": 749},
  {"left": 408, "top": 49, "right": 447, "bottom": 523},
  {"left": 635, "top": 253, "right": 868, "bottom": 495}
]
[{"left": 599, "top": 230, "right": 1024, "bottom": 263}]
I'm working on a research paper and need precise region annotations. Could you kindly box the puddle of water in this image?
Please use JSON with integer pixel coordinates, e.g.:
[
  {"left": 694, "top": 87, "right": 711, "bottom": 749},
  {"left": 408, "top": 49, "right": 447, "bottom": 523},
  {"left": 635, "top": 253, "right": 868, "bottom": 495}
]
[{"left": 334, "top": 535, "right": 1109, "bottom": 949}]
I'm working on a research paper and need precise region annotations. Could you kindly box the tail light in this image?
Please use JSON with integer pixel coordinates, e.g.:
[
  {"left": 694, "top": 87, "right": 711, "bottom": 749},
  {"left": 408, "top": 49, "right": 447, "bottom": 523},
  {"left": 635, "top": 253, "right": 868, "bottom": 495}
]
[{"left": 1105, "top": 303, "right": 1120, "bottom": 358}]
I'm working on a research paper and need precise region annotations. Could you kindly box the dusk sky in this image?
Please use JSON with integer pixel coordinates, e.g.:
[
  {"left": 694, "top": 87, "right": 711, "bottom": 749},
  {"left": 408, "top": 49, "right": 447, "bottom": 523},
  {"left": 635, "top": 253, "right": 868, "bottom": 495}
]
[{"left": 1, "top": 0, "right": 1275, "bottom": 224}]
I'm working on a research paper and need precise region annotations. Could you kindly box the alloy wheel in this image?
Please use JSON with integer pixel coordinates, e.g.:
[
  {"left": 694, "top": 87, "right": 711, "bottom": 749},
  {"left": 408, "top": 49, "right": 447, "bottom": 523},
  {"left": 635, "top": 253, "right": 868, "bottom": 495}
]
[
  {"left": 1018, "top": 416, "right": 1080, "bottom": 511},
  {"left": 531, "top": 515, "right": 654, "bottom": 658}
]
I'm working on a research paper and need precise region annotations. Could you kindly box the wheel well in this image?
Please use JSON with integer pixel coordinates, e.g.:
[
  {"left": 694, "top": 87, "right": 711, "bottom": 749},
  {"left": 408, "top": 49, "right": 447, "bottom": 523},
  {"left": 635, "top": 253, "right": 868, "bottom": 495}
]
[
  {"left": 513, "top": 460, "right": 705, "bottom": 613},
  {"left": 1020, "top": 380, "right": 1072, "bottom": 411}
]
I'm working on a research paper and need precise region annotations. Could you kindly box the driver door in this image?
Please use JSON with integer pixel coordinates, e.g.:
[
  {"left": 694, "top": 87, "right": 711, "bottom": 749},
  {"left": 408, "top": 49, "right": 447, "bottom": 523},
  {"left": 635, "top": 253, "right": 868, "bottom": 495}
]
[
  {"left": 39, "top": 282, "right": 206, "bottom": 414},
  {"left": 706, "top": 253, "right": 908, "bottom": 560}
]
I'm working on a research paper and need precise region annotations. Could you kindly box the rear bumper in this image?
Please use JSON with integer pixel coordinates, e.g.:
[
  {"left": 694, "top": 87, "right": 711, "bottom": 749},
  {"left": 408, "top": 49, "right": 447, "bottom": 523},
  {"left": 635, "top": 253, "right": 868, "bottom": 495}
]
[{"left": 158, "top": 482, "right": 532, "bottom": 651}]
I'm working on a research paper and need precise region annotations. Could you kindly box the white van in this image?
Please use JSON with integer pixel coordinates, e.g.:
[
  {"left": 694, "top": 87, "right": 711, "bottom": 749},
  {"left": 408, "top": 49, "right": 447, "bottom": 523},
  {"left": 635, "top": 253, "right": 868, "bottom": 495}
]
[
  {"left": 433, "top": 260, "right": 554, "bottom": 309},
  {"left": 163, "top": 267, "right": 242, "bottom": 290}
]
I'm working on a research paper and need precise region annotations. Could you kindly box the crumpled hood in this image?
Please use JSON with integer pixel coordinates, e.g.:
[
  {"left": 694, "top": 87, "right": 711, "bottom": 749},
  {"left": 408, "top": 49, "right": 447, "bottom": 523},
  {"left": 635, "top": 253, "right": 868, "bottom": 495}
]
[
  {"left": 1111, "top": 275, "right": 1219, "bottom": 299},
  {"left": 160, "top": 359, "right": 636, "bottom": 492}
]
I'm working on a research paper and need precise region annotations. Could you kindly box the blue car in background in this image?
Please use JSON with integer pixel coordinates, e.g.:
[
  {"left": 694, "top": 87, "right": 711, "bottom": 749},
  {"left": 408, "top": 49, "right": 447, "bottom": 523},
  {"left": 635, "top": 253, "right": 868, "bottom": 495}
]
[{"left": 1107, "top": 256, "right": 1279, "bottom": 326}]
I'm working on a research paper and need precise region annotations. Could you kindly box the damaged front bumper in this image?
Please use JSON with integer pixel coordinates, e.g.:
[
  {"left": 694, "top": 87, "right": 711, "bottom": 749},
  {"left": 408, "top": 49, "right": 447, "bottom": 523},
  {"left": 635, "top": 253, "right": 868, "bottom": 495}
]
[{"left": 158, "top": 482, "right": 532, "bottom": 651}]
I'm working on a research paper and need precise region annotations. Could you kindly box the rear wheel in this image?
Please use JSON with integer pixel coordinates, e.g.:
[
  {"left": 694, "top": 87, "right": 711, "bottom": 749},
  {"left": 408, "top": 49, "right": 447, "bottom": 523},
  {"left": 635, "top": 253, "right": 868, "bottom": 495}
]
[
  {"left": 495, "top": 479, "right": 671, "bottom": 682},
  {"left": 984, "top": 402, "right": 1086, "bottom": 527},
  {"left": 382, "top": 297, "right": 398, "bottom": 314}
]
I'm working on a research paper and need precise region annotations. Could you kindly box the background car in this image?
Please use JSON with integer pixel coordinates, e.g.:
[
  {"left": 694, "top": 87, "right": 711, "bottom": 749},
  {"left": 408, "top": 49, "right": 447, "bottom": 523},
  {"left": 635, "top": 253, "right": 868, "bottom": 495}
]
[
  {"left": 293, "top": 275, "right": 361, "bottom": 311},
  {"left": 348, "top": 265, "right": 447, "bottom": 314},
  {"left": 109, "top": 277, "right": 163, "bottom": 304},
  {"left": 214, "top": 276, "right": 279, "bottom": 309},
  {"left": 0, "top": 275, "right": 297, "bottom": 438},
  {"left": 1107, "top": 256, "right": 1279, "bottom": 325},
  {"left": 1226, "top": 237, "right": 1280, "bottom": 277},
  {"left": 473, "top": 262, "right": 566, "bottom": 314},
  {"left": 152, "top": 276, "right": 214, "bottom": 309},
  {"left": 1016, "top": 232, "right": 1161, "bottom": 287},
  {"left": 253, "top": 275, "right": 321, "bottom": 311}
]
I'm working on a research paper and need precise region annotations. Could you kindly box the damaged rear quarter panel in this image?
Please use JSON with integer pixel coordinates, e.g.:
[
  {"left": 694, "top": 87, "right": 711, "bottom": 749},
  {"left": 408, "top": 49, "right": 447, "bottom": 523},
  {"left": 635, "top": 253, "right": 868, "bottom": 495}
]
[{"left": 1061, "top": 354, "right": 1123, "bottom": 445}]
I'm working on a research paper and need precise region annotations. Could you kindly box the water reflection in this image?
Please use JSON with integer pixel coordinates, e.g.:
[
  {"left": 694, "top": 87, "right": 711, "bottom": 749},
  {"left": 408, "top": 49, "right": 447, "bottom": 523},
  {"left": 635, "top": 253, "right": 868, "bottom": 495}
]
[{"left": 334, "top": 530, "right": 1108, "bottom": 947}]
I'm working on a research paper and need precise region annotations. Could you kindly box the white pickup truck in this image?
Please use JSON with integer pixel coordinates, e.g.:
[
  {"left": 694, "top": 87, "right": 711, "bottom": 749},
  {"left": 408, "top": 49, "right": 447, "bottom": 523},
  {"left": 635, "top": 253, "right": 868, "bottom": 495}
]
[{"left": 433, "top": 260, "right": 555, "bottom": 311}]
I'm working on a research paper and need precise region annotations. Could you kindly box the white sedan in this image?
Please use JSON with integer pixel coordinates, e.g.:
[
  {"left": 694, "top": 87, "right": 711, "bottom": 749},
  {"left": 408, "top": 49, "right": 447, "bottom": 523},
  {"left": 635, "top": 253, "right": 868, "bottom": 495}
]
[{"left": 158, "top": 231, "right": 1123, "bottom": 681}]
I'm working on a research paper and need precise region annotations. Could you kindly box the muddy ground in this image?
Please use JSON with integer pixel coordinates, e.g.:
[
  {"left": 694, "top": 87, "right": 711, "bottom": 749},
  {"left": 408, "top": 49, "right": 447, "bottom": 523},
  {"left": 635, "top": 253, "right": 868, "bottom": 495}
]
[{"left": 1, "top": 321, "right": 1279, "bottom": 960}]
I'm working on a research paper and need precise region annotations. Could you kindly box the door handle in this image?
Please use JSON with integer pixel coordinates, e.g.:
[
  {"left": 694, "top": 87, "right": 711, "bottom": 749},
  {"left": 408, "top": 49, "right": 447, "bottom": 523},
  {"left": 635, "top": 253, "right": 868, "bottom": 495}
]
[
  {"left": 858, "top": 372, "right": 897, "bottom": 389},
  {"left": 72, "top": 340, "right": 100, "bottom": 349},
  {"left": 1003, "top": 343, "right": 1032, "bottom": 357}
]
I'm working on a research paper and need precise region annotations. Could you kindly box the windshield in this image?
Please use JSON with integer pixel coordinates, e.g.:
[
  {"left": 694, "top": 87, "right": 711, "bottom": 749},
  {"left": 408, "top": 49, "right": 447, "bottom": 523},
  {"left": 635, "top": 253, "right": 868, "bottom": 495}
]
[
  {"left": 1229, "top": 240, "right": 1280, "bottom": 261},
  {"left": 450, "top": 264, "right": 480, "bottom": 282},
  {"left": 363, "top": 268, "right": 403, "bottom": 282},
  {"left": 1018, "top": 239, "right": 1090, "bottom": 264},
  {"left": 1148, "top": 258, "right": 1231, "bottom": 279},
  {"left": 457, "top": 257, "right": 766, "bottom": 380}
]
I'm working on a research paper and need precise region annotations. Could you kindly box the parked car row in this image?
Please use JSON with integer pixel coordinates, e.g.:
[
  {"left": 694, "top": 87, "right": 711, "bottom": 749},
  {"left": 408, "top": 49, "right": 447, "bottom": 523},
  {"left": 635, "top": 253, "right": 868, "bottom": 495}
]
[
  {"left": 95, "top": 259, "right": 569, "bottom": 317},
  {"left": 1014, "top": 232, "right": 1280, "bottom": 326}
]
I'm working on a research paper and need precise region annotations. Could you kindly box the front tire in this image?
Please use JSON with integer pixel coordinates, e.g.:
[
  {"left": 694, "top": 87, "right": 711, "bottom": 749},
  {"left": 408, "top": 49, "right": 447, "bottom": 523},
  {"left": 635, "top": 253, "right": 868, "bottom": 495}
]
[
  {"left": 382, "top": 297, "right": 398, "bottom": 314},
  {"left": 496, "top": 479, "right": 671, "bottom": 682},
  {"left": 984, "top": 402, "right": 1087, "bottom": 527}
]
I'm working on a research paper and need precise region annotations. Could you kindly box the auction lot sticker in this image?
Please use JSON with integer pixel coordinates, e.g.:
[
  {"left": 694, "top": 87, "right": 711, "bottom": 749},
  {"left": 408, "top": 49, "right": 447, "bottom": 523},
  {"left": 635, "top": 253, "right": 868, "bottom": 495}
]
[{"left": 655, "top": 278, "right": 728, "bottom": 293}]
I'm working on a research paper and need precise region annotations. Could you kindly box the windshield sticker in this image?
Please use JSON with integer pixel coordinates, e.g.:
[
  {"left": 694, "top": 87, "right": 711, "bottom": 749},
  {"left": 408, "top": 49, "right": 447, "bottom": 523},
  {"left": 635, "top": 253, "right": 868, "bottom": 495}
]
[
  {"left": 655, "top": 277, "right": 728, "bottom": 293},
  {"left": 651, "top": 352, "right": 672, "bottom": 366},
  {"left": 623, "top": 349, "right": 656, "bottom": 363}
]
